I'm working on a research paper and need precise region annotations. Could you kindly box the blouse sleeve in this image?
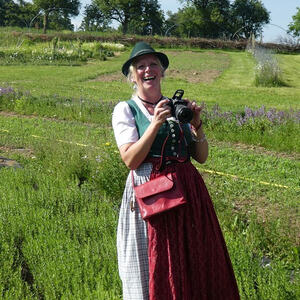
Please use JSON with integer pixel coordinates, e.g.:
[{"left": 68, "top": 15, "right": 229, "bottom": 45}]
[{"left": 112, "top": 101, "right": 139, "bottom": 148}]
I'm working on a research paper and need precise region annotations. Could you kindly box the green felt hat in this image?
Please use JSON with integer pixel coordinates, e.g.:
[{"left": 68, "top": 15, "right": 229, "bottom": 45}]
[{"left": 122, "top": 41, "right": 169, "bottom": 76}]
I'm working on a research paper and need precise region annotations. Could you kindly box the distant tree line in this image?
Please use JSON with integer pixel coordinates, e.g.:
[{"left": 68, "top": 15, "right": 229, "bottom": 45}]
[
  {"left": 0, "top": 0, "right": 299, "bottom": 39},
  {"left": 0, "top": 0, "right": 79, "bottom": 33}
]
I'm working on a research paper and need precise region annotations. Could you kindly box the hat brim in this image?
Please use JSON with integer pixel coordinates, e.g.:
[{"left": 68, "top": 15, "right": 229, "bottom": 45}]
[{"left": 122, "top": 50, "right": 169, "bottom": 76}]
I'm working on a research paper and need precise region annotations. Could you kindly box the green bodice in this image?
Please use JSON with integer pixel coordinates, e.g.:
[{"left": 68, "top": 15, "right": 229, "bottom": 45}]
[{"left": 127, "top": 99, "right": 192, "bottom": 159}]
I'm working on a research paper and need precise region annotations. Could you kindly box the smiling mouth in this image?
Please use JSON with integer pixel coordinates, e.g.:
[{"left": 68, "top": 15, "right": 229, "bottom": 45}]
[{"left": 143, "top": 76, "right": 155, "bottom": 81}]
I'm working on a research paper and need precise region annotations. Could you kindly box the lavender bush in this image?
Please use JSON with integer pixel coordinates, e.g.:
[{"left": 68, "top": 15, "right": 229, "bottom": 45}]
[
  {"left": 1, "top": 87, "right": 299, "bottom": 153},
  {"left": 0, "top": 86, "right": 16, "bottom": 97},
  {"left": 202, "top": 104, "right": 299, "bottom": 153},
  {"left": 203, "top": 104, "right": 300, "bottom": 126}
]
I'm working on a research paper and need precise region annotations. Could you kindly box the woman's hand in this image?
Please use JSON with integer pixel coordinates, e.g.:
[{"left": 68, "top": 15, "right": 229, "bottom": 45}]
[
  {"left": 184, "top": 99, "right": 208, "bottom": 164},
  {"left": 152, "top": 99, "right": 172, "bottom": 126},
  {"left": 185, "top": 99, "right": 204, "bottom": 128}
]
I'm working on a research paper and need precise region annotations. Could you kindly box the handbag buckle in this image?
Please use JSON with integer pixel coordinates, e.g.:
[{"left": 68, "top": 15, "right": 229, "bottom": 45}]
[{"left": 130, "top": 199, "right": 135, "bottom": 212}]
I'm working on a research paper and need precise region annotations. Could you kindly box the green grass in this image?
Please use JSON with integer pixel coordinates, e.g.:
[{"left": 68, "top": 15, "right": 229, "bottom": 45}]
[
  {"left": 278, "top": 54, "right": 300, "bottom": 88},
  {"left": 0, "top": 31, "right": 299, "bottom": 299},
  {"left": 1, "top": 49, "right": 299, "bottom": 110},
  {"left": 0, "top": 113, "right": 299, "bottom": 299}
]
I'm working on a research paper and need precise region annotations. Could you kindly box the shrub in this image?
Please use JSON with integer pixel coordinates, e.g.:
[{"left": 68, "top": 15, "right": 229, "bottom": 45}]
[{"left": 247, "top": 42, "right": 287, "bottom": 87}]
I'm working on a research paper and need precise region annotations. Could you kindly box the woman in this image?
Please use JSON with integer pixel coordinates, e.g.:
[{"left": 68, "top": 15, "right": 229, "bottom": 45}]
[{"left": 112, "top": 42, "right": 240, "bottom": 300}]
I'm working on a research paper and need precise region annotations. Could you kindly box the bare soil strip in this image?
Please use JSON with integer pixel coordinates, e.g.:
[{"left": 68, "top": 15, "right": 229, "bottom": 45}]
[{"left": 90, "top": 69, "right": 221, "bottom": 84}]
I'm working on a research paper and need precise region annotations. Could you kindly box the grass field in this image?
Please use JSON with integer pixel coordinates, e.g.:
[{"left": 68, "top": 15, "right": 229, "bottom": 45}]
[{"left": 0, "top": 30, "right": 299, "bottom": 299}]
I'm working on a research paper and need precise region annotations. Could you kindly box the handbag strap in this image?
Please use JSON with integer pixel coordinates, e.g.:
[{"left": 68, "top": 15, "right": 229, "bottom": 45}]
[
  {"left": 155, "top": 131, "right": 170, "bottom": 171},
  {"left": 130, "top": 170, "right": 136, "bottom": 212}
]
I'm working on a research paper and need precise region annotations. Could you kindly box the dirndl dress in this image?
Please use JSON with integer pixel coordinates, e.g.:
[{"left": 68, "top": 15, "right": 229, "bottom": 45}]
[{"left": 114, "top": 98, "right": 240, "bottom": 300}]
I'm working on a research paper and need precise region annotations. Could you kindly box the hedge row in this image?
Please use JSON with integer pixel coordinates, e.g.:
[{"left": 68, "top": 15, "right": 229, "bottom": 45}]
[{"left": 11, "top": 31, "right": 300, "bottom": 53}]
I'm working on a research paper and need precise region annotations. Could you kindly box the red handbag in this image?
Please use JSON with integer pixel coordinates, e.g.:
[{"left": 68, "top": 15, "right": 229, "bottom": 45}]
[{"left": 131, "top": 171, "right": 186, "bottom": 220}]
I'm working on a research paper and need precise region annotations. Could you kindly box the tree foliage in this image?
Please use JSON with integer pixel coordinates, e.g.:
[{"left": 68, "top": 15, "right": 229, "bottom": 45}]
[
  {"left": 178, "top": 0, "right": 269, "bottom": 39},
  {"left": 230, "top": 0, "right": 270, "bottom": 39},
  {"left": 179, "top": 0, "right": 231, "bottom": 38},
  {"left": 93, "top": 0, "right": 164, "bottom": 35},
  {"left": 80, "top": 3, "right": 111, "bottom": 32},
  {"left": 141, "top": 0, "right": 164, "bottom": 35},
  {"left": 288, "top": 7, "right": 300, "bottom": 37},
  {"left": 33, "top": 0, "right": 80, "bottom": 33},
  {"left": 0, "top": 0, "right": 37, "bottom": 27},
  {"left": 0, "top": 0, "right": 270, "bottom": 39},
  {"left": 93, "top": 0, "right": 140, "bottom": 34}
]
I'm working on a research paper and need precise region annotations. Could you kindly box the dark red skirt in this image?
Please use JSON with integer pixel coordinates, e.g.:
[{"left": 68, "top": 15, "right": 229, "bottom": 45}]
[{"left": 147, "top": 161, "right": 240, "bottom": 300}]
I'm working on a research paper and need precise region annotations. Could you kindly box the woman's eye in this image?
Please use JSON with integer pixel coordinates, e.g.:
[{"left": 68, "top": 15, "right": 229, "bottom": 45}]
[{"left": 137, "top": 65, "right": 145, "bottom": 70}]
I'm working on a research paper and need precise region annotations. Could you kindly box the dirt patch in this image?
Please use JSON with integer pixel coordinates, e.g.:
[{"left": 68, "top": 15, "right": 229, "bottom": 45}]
[
  {"left": 91, "top": 68, "right": 221, "bottom": 84},
  {"left": 0, "top": 145, "right": 34, "bottom": 157},
  {"left": 0, "top": 111, "right": 38, "bottom": 119},
  {"left": 0, "top": 156, "right": 22, "bottom": 168},
  {"left": 167, "top": 69, "right": 221, "bottom": 83},
  {"left": 165, "top": 50, "right": 222, "bottom": 57}
]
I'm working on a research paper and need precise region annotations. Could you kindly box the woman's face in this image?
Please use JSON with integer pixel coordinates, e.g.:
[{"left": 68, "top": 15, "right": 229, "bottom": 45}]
[{"left": 132, "top": 54, "right": 163, "bottom": 95}]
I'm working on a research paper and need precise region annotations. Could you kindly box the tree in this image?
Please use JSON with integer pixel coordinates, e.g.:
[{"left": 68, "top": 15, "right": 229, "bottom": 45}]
[
  {"left": 230, "top": 0, "right": 270, "bottom": 39},
  {"left": 48, "top": 10, "right": 75, "bottom": 31},
  {"left": 0, "top": 0, "right": 4, "bottom": 26},
  {"left": 93, "top": 0, "right": 141, "bottom": 34},
  {"left": 33, "top": 0, "right": 80, "bottom": 33},
  {"left": 288, "top": 7, "right": 300, "bottom": 37},
  {"left": 0, "top": 0, "right": 16, "bottom": 26},
  {"left": 93, "top": 0, "right": 163, "bottom": 35},
  {"left": 176, "top": 7, "right": 204, "bottom": 37},
  {"left": 140, "top": 0, "right": 164, "bottom": 35},
  {"left": 179, "top": 0, "right": 231, "bottom": 38},
  {"left": 164, "top": 11, "right": 181, "bottom": 37},
  {"left": 0, "top": 0, "right": 37, "bottom": 28},
  {"left": 80, "top": 3, "right": 111, "bottom": 31}
]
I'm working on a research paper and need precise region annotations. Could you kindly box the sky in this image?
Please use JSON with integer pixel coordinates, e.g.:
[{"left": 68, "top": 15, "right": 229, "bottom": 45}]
[{"left": 71, "top": 0, "right": 299, "bottom": 43}]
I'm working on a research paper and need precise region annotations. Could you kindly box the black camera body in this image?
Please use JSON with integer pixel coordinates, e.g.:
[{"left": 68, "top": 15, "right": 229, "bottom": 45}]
[{"left": 168, "top": 89, "right": 193, "bottom": 123}]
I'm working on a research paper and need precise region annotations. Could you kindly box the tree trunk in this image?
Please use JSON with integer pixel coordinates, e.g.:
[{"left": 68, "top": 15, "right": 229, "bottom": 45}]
[
  {"left": 43, "top": 12, "right": 48, "bottom": 34},
  {"left": 122, "top": 22, "right": 128, "bottom": 34}
]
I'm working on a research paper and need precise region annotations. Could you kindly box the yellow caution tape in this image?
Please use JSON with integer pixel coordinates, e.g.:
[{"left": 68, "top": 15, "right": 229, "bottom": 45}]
[
  {"left": 31, "top": 134, "right": 101, "bottom": 149},
  {"left": 1, "top": 128, "right": 298, "bottom": 190},
  {"left": 197, "top": 168, "right": 298, "bottom": 190}
]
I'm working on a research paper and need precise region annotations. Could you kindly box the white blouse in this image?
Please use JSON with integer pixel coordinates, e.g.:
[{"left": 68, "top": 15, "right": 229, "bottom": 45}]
[{"left": 112, "top": 95, "right": 154, "bottom": 148}]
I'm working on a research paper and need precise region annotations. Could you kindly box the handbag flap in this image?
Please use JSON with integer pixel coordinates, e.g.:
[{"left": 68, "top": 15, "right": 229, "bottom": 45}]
[{"left": 134, "top": 174, "right": 174, "bottom": 198}]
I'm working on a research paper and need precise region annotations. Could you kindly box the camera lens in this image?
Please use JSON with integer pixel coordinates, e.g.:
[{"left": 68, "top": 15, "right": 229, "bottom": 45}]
[{"left": 175, "top": 106, "right": 193, "bottom": 123}]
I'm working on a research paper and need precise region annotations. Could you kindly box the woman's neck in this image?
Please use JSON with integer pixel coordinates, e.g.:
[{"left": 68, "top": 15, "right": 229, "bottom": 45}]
[
  {"left": 137, "top": 91, "right": 162, "bottom": 104},
  {"left": 138, "top": 95, "right": 163, "bottom": 106}
]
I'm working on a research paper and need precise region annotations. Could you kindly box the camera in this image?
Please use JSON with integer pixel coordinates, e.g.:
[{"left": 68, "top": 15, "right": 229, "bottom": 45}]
[{"left": 168, "top": 89, "right": 193, "bottom": 123}]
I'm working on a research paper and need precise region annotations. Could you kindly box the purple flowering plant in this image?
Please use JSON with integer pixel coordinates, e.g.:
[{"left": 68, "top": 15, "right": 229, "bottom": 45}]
[
  {"left": 202, "top": 104, "right": 299, "bottom": 127},
  {"left": 0, "top": 86, "right": 15, "bottom": 97},
  {"left": 201, "top": 103, "right": 300, "bottom": 152}
]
